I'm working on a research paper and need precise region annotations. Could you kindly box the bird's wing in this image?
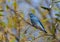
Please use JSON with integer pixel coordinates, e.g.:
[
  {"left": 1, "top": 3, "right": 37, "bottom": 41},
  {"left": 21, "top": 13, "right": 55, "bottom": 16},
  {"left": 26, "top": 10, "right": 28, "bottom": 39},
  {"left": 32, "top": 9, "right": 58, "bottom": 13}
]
[
  {"left": 37, "top": 20, "right": 45, "bottom": 30},
  {"left": 36, "top": 20, "right": 47, "bottom": 33},
  {"left": 30, "top": 16, "right": 41, "bottom": 28},
  {"left": 30, "top": 17, "right": 37, "bottom": 26}
]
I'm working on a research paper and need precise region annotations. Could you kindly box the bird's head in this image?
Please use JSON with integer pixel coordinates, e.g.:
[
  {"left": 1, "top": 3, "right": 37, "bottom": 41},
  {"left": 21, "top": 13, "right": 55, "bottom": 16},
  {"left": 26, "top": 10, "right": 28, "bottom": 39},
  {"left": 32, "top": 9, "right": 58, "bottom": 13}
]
[{"left": 29, "top": 13, "right": 35, "bottom": 17}]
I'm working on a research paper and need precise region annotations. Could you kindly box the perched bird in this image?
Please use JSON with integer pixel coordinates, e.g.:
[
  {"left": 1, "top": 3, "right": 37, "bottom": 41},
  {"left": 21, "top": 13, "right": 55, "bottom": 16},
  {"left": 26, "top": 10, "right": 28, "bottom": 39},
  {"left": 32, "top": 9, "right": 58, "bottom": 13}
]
[{"left": 29, "top": 13, "right": 47, "bottom": 33}]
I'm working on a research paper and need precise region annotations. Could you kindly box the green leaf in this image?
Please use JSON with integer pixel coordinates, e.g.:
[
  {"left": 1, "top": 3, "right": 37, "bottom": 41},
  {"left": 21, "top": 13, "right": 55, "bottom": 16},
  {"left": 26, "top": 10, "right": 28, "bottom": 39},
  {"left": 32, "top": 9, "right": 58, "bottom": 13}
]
[
  {"left": 0, "top": 10, "right": 4, "bottom": 12},
  {"left": 0, "top": 21, "right": 6, "bottom": 28},
  {"left": 7, "top": 17, "right": 13, "bottom": 28},
  {"left": 54, "top": 1, "right": 60, "bottom": 3},
  {"left": 6, "top": 5, "right": 9, "bottom": 10},
  {"left": 55, "top": 14, "right": 60, "bottom": 17},
  {"left": 0, "top": 13, "right": 3, "bottom": 16},
  {"left": 53, "top": 7, "right": 60, "bottom": 12},
  {"left": 42, "top": 18, "right": 50, "bottom": 23},
  {"left": 34, "top": 27, "right": 37, "bottom": 30},
  {"left": 11, "top": 39, "right": 16, "bottom": 42},
  {"left": 41, "top": 6, "right": 50, "bottom": 11},
  {"left": 8, "top": 0, "right": 10, "bottom": 2},
  {"left": 58, "top": 29, "right": 60, "bottom": 32},
  {"left": 51, "top": 23, "right": 56, "bottom": 35},
  {"left": 56, "top": 18, "right": 60, "bottom": 22}
]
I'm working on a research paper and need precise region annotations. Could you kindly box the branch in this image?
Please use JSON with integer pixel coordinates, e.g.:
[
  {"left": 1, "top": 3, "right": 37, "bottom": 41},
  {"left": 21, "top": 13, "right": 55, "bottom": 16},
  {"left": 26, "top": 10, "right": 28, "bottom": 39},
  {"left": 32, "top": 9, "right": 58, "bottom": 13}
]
[
  {"left": 7, "top": 30, "right": 19, "bottom": 41},
  {"left": 32, "top": 33, "right": 53, "bottom": 42}
]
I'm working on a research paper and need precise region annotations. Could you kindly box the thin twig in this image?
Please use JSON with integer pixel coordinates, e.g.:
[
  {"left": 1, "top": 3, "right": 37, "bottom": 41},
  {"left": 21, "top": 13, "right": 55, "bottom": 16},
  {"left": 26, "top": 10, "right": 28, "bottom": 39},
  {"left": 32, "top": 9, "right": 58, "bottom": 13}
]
[
  {"left": 32, "top": 33, "right": 53, "bottom": 42},
  {"left": 7, "top": 30, "right": 19, "bottom": 41}
]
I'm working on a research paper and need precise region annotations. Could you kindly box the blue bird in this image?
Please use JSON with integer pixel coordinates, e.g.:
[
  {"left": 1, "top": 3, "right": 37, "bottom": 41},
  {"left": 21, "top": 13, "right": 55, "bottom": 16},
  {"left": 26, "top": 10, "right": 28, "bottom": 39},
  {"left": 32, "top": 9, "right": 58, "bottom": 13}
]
[{"left": 29, "top": 13, "right": 47, "bottom": 33}]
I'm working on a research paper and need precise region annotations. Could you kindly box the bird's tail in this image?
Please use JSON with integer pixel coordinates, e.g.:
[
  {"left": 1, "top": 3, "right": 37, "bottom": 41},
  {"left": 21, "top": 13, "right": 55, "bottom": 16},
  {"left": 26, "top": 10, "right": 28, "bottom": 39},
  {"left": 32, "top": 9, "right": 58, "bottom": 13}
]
[
  {"left": 38, "top": 27, "right": 47, "bottom": 33},
  {"left": 43, "top": 30, "right": 47, "bottom": 33}
]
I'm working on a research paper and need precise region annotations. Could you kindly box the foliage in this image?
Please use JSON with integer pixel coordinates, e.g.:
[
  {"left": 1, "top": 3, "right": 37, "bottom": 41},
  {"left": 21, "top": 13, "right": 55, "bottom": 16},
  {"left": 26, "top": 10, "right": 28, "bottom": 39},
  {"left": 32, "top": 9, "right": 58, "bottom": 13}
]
[{"left": 0, "top": 0, "right": 60, "bottom": 42}]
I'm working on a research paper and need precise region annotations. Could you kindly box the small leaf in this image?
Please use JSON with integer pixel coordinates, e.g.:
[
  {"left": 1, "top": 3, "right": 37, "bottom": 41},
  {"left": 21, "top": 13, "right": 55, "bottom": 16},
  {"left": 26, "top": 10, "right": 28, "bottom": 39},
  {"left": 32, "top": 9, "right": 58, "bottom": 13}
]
[
  {"left": 51, "top": 23, "right": 56, "bottom": 35},
  {"left": 41, "top": 6, "right": 50, "bottom": 11},
  {"left": 21, "top": 33, "right": 25, "bottom": 38},
  {"left": 20, "top": 14, "right": 24, "bottom": 18},
  {"left": 26, "top": 0, "right": 30, "bottom": 2},
  {"left": 6, "top": 5, "right": 9, "bottom": 10},
  {"left": 42, "top": 18, "right": 50, "bottom": 23},
  {"left": 10, "top": 36, "right": 16, "bottom": 42},
  {"left": 0, "top": 21, "right": 6, "bottom": 28},
  {"left": 7, "top": 16, "right": 13, "bottom": 28},
  {"left": 34, "top": 27, "right": 37, "bottom": 30},
  {"left": 56, "top": 18, "right": 60, "bottom": 22},
  {"left": 8, "top": 0, "right": 10, "bottom": 2},
  {"left": 11, "top": 39, "right": 16, "bottom": 42},
  {"left": 58, "top": 29, "right": 60, "bottom": 32},
  {"left": 0, "top": 10, "right": 4, "bottom": 12},
  {"left": 13, "top": 2, "right": 17, "bottom": 9},
  {"left": 0, "top": 13, "right": 3, "bottom": 16},
  {"left": 53, "top": 7, "right": 60, "bottom": 12},
  {"left": 54, "top": 1, "right": 60, "bottom": 3},
  {"left": 55, "top": 14, "right": 60, "bottom": 17}
]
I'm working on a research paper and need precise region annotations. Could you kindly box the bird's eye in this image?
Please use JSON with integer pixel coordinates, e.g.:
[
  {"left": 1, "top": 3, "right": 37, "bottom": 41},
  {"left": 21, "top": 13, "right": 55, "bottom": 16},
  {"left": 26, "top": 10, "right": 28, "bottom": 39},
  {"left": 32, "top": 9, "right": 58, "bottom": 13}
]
[{"left": 31, "top": 15, "right": 33, "bottom": 17}]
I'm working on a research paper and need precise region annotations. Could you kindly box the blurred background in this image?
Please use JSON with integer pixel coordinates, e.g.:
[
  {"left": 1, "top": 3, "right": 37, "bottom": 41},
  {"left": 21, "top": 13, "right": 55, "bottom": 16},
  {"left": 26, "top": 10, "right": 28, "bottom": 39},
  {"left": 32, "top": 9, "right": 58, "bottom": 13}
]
[{"left": 0, "top": 0, "right": 60, "bottom": 42}]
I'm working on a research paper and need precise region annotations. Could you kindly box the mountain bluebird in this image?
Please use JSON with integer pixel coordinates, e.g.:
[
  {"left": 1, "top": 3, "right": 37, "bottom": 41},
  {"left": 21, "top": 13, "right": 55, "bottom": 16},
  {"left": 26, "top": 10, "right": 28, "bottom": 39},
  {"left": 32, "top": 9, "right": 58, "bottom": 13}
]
[{"left": 29, "top": 13, "right": 47, "bottom": 33}]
